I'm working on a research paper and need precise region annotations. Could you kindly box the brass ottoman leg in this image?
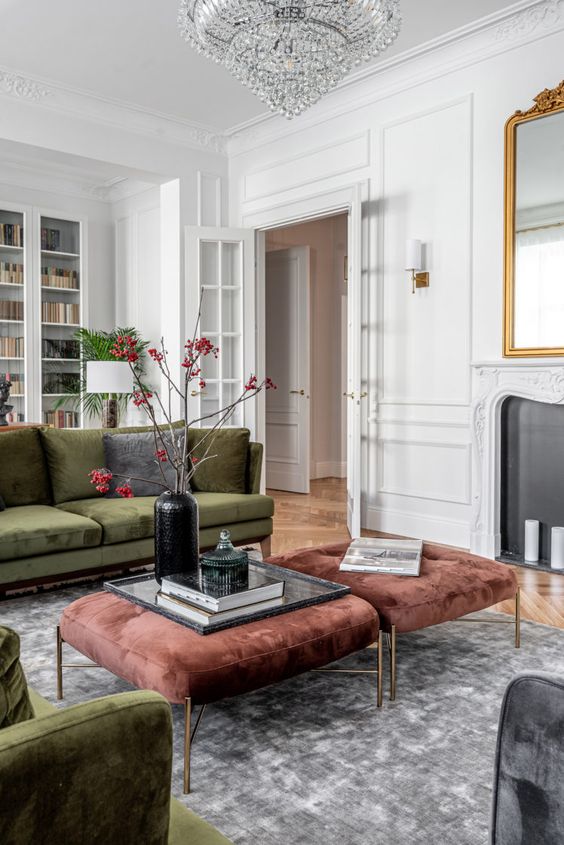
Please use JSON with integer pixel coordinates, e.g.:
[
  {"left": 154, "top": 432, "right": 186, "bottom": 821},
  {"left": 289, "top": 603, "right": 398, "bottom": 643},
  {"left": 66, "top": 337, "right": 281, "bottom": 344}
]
[
  {"left": 377, "top": 634, "right": 383, "bottom": 708},
  {"left": 515, "top": 587, "right": 521, "bottom": 649},
  {"left": 56, "top": 625, "right": 63, "bottom": 701},
  {"left": 184, "top": 697, "right": 191, "bottom": 795},
  {"left": 390, "top": 625, "right": 397, "bottom": 701}
]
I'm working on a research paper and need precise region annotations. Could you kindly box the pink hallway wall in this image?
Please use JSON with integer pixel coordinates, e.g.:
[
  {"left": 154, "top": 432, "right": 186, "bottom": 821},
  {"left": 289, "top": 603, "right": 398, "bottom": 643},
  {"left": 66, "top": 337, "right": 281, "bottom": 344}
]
[{"left": 266, "top": 213, "right": 348, "bottom": 479}]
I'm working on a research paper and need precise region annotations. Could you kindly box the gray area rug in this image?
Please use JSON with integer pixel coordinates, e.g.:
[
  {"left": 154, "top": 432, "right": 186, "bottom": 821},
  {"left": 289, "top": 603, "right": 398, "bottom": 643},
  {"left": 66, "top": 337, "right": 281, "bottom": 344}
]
[{"left": 1, "top": 582, "right": 561, "bottom": 845}]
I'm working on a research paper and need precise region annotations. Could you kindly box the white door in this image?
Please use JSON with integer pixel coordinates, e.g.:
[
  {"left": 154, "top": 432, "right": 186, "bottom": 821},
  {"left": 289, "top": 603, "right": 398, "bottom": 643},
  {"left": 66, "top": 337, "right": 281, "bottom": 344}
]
[
  {"left": 265, "top": 246, "right": 310, "bottom": 493},
  {"left": 346, "top": 194, "right": 362, "bottom": 537},
  {"left": 185, "top": 226, "right": 255, "bottom": 428}
]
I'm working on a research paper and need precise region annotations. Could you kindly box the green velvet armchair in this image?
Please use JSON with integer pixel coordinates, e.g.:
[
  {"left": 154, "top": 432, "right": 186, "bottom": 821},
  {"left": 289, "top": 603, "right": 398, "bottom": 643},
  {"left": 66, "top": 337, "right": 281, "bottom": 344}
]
[{"left": 0, "top": 629, "right": 231, "bottom": 844}]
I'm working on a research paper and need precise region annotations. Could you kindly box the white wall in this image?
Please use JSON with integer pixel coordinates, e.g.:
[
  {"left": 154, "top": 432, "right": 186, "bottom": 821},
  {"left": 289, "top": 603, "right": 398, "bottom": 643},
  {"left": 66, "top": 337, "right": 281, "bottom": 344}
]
[
  {"left": 229, "top": 13, "right": 564, "bottom": 547},
  {"left": 266, "top": 215, "right": 348, "bottom": 479}
]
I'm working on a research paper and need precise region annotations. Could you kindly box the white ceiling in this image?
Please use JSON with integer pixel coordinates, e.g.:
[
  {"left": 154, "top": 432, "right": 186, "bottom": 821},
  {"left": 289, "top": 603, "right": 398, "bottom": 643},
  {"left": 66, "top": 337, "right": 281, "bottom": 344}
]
[{"left": 0, "top": 0, "right": 516, "bottom": 132}]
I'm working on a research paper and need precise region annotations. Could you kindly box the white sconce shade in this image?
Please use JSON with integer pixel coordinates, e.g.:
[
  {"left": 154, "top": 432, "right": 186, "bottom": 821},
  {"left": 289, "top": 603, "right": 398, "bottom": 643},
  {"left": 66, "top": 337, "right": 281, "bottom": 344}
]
[
  {"left": 405, "top": 239, "right": 422, "bottom": 271},
  {"left": 86, "top": 361, "right": 133, "bottom": 394}
]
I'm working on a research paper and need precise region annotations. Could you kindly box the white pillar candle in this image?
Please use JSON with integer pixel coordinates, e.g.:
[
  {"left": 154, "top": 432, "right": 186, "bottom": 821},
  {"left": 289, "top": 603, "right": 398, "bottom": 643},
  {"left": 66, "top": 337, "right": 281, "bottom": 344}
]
[
  {"left": 405, "top": 239, "right": 422, "bottom": 271},
  {"left": 551, "top": 527, "right": 564, "bottom": 570},
  {"left": 524, "top": 519, "right": 540, "bottom": 563}
]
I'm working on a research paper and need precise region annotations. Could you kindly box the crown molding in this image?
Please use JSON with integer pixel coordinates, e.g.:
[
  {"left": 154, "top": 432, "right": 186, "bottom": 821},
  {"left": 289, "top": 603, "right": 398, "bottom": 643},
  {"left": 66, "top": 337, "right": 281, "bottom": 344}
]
[
  {"left": 225, "top": 0, "right": 564, "bottom": 156},
  {"left": 0, "top": 64, "right": 227, "bottom": 156},
  {"left": 0, "top": 158, "right": 155, "bottom": 204}
]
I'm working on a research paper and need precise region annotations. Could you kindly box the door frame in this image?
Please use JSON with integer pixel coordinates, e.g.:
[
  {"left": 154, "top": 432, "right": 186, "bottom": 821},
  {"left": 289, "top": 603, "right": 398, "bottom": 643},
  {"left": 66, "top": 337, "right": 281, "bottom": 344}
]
[{"left": 243, "top": 180, "right": 368, "bottom": 524}]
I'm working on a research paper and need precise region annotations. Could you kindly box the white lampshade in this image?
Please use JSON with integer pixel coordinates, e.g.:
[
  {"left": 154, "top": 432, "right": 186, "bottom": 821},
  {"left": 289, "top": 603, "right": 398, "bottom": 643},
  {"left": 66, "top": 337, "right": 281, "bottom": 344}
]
[
  {"left": 405, "top": 239, "right": 422, "bottom": 271},
  {"left": 86, "top": 361, "right": 132, "bottom": 394}
]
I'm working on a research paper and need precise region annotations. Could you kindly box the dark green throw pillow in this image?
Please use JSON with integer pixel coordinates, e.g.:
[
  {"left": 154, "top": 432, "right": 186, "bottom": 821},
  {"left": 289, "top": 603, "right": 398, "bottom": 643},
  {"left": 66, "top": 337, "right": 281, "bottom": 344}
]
[
  {"left": 0, "top": 429, "right": 51, "bottom": 507},
  {"left": 0, "top": 627, "right": 34, "bottom": 729},
  {"left": 189, "top": 428, "right": 250, "bottom": 494}
]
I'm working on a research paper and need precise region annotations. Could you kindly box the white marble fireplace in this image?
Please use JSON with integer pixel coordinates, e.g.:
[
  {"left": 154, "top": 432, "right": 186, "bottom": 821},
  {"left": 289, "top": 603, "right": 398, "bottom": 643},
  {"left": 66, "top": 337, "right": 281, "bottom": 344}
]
[{"left": 470, "top": 361, "right": 564, "bottom": 559}]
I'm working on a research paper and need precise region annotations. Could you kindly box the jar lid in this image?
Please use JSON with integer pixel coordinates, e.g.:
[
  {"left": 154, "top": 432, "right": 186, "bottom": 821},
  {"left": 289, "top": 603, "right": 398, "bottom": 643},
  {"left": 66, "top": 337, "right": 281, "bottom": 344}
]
[{"left": 200, "top": 529, "right": 249, "bottom": 567}]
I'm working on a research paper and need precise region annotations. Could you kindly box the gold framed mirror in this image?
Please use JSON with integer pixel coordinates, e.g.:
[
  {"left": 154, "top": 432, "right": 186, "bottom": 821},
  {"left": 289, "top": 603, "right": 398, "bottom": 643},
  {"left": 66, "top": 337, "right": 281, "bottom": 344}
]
[{"left": 504, "top": 80, "right": 564, "bottom": 357}]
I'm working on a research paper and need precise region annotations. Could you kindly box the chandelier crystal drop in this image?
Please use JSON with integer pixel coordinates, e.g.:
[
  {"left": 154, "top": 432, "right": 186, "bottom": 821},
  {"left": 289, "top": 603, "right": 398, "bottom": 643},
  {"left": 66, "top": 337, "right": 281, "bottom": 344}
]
[{"left": 178, "top": 0, "right": 401, "bottom": 119}]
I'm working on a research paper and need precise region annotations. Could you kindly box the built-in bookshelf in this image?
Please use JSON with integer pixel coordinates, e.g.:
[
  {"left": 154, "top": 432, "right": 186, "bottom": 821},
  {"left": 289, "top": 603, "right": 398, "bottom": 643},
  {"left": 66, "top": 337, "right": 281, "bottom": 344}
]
[
  {"left": 40, "top": 216, "right": 82, "bottom": 428},
  {"left": 0, "top": 204, "right": 85, "bottom": 428},
  {"left": 0, "top": 207, "right": 26, "bottom": 424}
]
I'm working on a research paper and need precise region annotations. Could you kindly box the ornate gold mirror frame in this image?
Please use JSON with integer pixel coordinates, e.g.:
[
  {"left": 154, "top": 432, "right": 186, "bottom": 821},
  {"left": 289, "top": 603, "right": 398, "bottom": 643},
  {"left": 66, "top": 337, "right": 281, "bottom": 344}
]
[{"left": 504, "top": 80, "right": 564, "bottom": 357}]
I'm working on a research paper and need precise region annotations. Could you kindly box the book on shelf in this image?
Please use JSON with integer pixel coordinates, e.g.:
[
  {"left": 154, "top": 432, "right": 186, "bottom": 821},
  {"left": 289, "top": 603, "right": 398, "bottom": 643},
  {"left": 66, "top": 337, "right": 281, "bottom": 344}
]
[
  {"left": 0, "top": 262, "right": 23, "bottom": 284},
  {"left": 0, "top": 300, "right": 23, "bottom": 321},
  {"left": 156, "top": 590, "right": 285, "bottom": 626},
  {"left": 161, "top": 568, "right": 285, "bottom": 612},
  {"left": 339, "top": 538, "right": 423, "bottom": 576},
  {"left": 42, "top": 338, "right": 80, "bottom": 359},
  {"left": 0, "top": 337, "right": 24, "bottom": 357},
  {"left": 41, "top": 266, "right": 79, "bottom": 289},
  {"left": 43, "top": 409, "right": 80, "bottom": 429},
  {"left": 0, "top": 223, "right": 23, "bottom": 247},
  {"left": 0, "top": 372, "right": 24, "bottom": 394},
  {"left": 41, "top": 228, "right": 60, "bottom": 252},
  {"left": 41, "top": 301, "right": 79, "bottom": 324},
  {"left": 5, "top": 411, "right": 24, "bottom": 423}
]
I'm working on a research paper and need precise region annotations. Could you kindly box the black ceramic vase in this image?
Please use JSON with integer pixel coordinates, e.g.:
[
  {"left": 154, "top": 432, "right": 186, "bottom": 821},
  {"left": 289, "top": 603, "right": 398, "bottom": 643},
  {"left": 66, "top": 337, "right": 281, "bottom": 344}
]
[{"left": 154, "top": 491, "right": 199, "bottom": 583}]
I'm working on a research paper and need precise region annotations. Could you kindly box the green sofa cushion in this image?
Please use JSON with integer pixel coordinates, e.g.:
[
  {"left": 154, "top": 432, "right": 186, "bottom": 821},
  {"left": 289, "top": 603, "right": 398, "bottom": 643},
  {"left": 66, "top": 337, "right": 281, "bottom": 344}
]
[
  {"left": 59, "top": 497, "right": 156, "bottom": 545},
  {"left": 190, "top": 428, "right": 250, "bottom": 494},
  {"left": 0, "top": 626, "right": 34, "bottom": 729},
  {"left": 0, "top": 429, "right": 51, "bottom": 507},
  {"left": 0, "top": 505, "right": 102, "bottom": 561},
  {"left": 58, "top": 493, "right": 274, "bottom": 545},
  {"left": 169, "top": 801, "right": 232, "bottom": 844},
  {"left": 40, "top": 423, "right": 183, "bottom": 505}
]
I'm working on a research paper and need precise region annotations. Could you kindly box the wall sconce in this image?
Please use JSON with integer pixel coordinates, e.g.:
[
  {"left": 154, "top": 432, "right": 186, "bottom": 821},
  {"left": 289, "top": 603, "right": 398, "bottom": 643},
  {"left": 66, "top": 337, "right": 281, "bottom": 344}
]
[{"left": 405, "top": 239, "right": 430, "bottom": 294}]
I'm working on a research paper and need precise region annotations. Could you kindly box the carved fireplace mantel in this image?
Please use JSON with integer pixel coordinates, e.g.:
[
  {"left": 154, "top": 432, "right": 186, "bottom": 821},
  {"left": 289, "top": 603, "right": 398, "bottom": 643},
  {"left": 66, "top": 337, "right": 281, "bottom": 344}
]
[{"left": 470, "top": 361, "right": 564, "bottom": 558}]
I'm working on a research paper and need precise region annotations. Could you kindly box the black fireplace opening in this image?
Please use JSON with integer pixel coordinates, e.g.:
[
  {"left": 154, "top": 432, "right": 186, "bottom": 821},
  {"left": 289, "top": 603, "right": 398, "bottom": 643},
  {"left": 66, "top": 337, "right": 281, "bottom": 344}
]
[{"left": 500, "top": 396, "right": 564, "bottom": 568}]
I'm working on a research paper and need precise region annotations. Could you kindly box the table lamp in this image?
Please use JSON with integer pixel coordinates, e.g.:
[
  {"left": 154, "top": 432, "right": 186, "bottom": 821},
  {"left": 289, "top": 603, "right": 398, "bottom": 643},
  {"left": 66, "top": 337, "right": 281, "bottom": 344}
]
[{"left": 86, "top": 361, "right": 132, "bottom": 428}]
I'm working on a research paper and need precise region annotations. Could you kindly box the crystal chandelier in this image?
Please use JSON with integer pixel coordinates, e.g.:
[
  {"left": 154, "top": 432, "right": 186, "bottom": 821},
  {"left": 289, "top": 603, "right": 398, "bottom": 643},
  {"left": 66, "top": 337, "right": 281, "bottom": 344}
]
[{"left": 178, "top": 0, "right": 401, "bottom": 119}]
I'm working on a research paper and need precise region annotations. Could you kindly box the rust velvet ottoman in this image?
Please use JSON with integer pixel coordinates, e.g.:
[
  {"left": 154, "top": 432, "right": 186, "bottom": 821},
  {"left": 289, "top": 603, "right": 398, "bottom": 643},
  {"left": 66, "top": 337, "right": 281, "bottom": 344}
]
[
  {"left": 57, "top": 590, "right": 380, "bottom": 792},
  {"left": 265, "top": 542, "right": 520, "bottom": 701}
]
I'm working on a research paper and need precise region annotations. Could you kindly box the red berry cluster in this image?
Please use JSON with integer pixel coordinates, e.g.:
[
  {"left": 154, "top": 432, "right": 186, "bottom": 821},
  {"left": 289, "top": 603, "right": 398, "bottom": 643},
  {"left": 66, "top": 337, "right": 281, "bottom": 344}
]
[
  {"left": 115, "top": 484, "right": 134, "bottom": 499},
  {"left": 132, "top": 390, "right": 153, "bottom": 408},
  {"left": 110, "top": 335, "right": 139, "bottom": 363},
  {"left": 88, "top": 468, "right": 113, "bottom": 494},
  {"left": 182, "top": 337, "right": 219, "bottom": 371},
  {"left": 148, "top": 348, "right": 164, "bottom": 363},
  {"left": 155, "top": 449, "right": 168, "bottom": 462}
]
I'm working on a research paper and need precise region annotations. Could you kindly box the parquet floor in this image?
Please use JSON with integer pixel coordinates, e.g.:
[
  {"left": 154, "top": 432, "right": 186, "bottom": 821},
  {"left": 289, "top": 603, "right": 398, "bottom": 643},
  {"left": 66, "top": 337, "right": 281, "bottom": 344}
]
[{"left": 267, "top": 477, "right": 564, "bottom": 629}]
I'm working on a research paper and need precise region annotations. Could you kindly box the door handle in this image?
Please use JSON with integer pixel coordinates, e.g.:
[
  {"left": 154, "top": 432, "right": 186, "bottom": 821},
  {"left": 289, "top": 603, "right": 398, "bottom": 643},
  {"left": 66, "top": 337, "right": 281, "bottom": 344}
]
[
  {"left": 343, "top": 392, "right": 355, "bottom": 399},
  {"left": 290, "top": 389, "right": 305, "bottom": 395}
]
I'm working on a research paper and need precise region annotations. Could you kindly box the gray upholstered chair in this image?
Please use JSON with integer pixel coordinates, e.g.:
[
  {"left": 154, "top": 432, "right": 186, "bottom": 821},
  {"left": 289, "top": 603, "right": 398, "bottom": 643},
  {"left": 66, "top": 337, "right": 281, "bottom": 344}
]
[{"left": 490, "top": 672, "right": 564, "bottom": 844}]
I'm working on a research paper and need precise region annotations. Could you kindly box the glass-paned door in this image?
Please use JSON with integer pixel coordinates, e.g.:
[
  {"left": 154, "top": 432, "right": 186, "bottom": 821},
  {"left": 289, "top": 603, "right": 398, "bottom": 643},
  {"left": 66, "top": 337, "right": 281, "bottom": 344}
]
[
  {"left": 0, "top": 207, "right": 27, "bottom": 423},
  {"left": 40, "top": 215, "right": 82, "bottom": 428},
  {"left": 185, "top": 227, "right": 254, "bottom": 430}
]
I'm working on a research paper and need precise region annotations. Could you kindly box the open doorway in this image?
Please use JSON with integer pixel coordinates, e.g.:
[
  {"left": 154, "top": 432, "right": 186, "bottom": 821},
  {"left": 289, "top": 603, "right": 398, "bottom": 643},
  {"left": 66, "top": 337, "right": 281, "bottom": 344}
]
[{"left": 264, "top": 212, "right": 348, "bottom": 502}]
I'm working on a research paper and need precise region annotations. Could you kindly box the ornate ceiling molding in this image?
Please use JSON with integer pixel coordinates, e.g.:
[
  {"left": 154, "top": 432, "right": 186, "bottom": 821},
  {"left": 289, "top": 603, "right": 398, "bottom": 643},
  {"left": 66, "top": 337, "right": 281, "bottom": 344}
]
[
  {"left": 495, "top": 0, "right": 563, "bottom": 41},
  {"left": 0, "top": 70, "right": 50, "bottom": 101}
]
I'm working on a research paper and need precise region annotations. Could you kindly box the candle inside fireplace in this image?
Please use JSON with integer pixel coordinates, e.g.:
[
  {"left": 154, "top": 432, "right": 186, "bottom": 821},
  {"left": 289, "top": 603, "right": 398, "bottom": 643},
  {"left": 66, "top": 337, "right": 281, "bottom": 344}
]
[
  {"left": 551, "top": 527, "right": 564, "bottom": 569},
  {"left": 524, "top": 519, "right": 539, "bottom": 562}
]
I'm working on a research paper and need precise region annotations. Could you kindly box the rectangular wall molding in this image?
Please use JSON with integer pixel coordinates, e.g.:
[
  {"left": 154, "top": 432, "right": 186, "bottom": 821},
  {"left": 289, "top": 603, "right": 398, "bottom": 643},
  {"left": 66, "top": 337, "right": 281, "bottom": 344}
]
[
  {"left": 378, "top": 437, "right": 472, "bottom": 505},
  {"left": 197, "top": 171, "right": 222, "bottom": 226},
  {"left": 244, "top": 132, "right": 370, "bottom": 202}
]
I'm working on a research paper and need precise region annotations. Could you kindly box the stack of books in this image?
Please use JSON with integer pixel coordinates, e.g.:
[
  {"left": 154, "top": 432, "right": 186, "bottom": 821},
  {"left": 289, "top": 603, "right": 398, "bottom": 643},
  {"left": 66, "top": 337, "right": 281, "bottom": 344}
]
[
  {"left": 156, "top": 568, "right": 286, "bottom": 626},
  {"left": 339, "top": 538, "right": 423, "bottom": 576}
]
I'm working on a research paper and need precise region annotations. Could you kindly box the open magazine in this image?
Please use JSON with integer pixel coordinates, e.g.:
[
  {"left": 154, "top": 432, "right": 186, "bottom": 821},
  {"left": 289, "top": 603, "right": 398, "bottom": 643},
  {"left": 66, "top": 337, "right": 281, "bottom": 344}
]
[{"left": 339, "top": 538, "right": 423, "bottom": 576}]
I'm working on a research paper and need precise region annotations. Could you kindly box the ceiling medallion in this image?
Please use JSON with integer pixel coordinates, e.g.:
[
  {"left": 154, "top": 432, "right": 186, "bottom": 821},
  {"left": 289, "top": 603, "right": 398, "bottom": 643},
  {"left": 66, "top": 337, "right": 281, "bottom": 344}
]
[{"left": 178, "top": 0, "right": 401, "bottom": 119}]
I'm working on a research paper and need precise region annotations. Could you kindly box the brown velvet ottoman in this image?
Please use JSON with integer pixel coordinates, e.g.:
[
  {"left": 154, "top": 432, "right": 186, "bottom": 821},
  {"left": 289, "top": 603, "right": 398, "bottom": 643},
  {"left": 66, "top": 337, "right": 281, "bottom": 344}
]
[
  {"left": 57, "top": 590, "right": 380, "bottom": 792},
  {"left": 265, "top": 542, "right": 520, "bottom": 701}
]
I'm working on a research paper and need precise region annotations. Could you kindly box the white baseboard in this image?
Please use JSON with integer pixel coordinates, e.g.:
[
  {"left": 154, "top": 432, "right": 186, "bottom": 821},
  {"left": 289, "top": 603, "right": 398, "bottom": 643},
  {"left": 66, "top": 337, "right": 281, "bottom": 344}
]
[
  {"left": 365, "top": 505, "right": 470, "bottom": 549},
  {"left": 310, "top": 461, "right": 347, "bottom": 480}
]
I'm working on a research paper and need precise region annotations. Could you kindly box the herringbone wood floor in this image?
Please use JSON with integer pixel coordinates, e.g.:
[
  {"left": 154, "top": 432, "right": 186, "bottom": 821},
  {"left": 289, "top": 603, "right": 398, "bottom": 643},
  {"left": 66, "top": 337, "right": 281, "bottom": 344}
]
[{"left": 267, "top": 478, "right": 564, "bottom": 628}]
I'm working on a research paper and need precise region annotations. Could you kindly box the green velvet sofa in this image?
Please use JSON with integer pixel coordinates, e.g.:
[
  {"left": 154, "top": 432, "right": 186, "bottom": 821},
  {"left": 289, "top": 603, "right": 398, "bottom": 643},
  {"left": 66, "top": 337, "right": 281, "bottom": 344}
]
[
  {"left": 0, "top": 626, "right": 231, "bottom": 844},
  {"left": 0, "top": 425, "right": 274, "bottom": 592}
]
